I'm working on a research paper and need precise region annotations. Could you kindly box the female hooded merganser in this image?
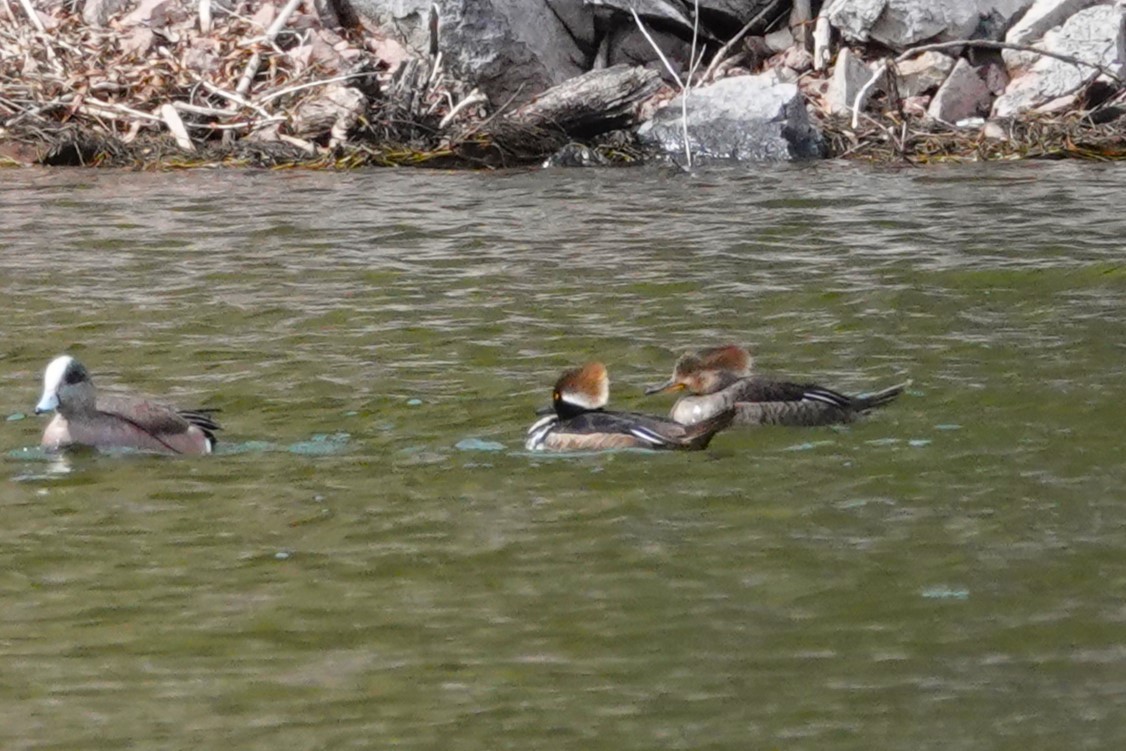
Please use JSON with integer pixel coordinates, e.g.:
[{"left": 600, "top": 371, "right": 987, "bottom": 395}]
[
  {"left": 525, "top": 361, "right": 734, "bottom": 451},
  {"left": 35, "top": 355, "right": 220, "bottom": 455},
  {"left": 645, "top": 345, "right": 908, "bottom": 428}
]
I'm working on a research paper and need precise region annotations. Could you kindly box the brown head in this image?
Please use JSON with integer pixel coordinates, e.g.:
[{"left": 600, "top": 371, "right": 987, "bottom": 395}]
[
  {"left": 551, "top": 361, "right": 609, "bottom": 419},
  {"left": 697, "top": 344, "right": 754, "bottom": 377},
  {"left": 644, "top": 345, "right": 753, "bottom": 396},
  {"left": 36, "top": 355, "right": 96, "bottom": 417}
]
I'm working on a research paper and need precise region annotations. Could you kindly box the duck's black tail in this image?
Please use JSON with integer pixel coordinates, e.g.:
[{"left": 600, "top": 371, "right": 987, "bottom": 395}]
[
  {"left": 179, "top": 408, "right": 222, "bottom": 444},
  {"left": 854, "top": 381, "right": 910, "bottom": 412},
  {"left": 680, "top": 406, "right": 736, "bottom": 450}
]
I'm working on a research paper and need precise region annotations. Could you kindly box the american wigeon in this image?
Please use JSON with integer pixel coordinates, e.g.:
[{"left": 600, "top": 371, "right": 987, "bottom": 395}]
[
  {"left": 34, "top": 355, "right": 220, "bottom": 455},
  {"left": 645, "top": 344, "right": 909, "bottom": 427}
]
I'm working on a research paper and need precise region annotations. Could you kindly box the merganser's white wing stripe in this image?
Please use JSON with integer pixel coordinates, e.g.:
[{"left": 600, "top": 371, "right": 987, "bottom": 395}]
[
  {"left": 629, "top": 426, "right": 668, "bottom": 446},
  {"left": 802, "top": 389, "right": 850, "bottom": 408},
  {"left": 525, "top": 415, "right": 558, "bottom": 451}
]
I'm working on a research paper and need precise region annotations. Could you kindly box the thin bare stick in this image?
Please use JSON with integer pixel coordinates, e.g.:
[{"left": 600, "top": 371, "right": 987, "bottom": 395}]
[
  {"left": 813, "top": 14, "right": 831, "bottom": 71},
  {"left": 702, "top": 0, "right": 781, "bottom": 82},
  {"left": 687, "top": 0, "right": 701, "bottom": 85},
  {"left": 264, "top": 0, "right": 304, "bottom": 38},
  {"left": 234, "top": 0, "right": 303, "bottom": 96},
  {"left": 897, "top": 40, "right": 1123, "bottom": 84},
  {"left": 278, "top": 133, "right": 317, "bottom": 153},
  {"left": 16, "top": 0, "right": 45, "bottom": 32},
  {"left": 631, "top": 9, "right": 693, "bottom": 167},
  {"left": 85, "top": 97, "right": 165, "bottom": 122},
  {"left": 682, "top": 0, "right": 703, "bottom": 168},
  {"left": 160, "top": 103, "right": 195, "bottom": 151},
  {"left": 438, "top": 88, "right": 486, "bottom": 130},
  {"left": 234, "top": 51, "right": 261, "bottom": 97},
  {"left": 198, "top": 0, "right": 211, "bottom": 34},
  {"left": 193, "top": 116, "right": 285, "bottom": 130},
  {"left": 255, "top": 72, "right": 367, "bottom": 105},
  {"left": 172, "top": 101, "right": 239, "bottom": 117},
  {"left": 630, "top": 9, "right": 683, "bottom": 89},
  {"left": 851, "top": 60, "right": 887, "bottom": 129}
]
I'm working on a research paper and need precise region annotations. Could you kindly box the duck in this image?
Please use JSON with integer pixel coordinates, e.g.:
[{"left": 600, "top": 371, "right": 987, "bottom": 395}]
[
  {"left": 525, "top": 361, "right": 734, "bottom": 451},
  {"left": 34, "top": 355, "right": 220, "bottom": 455},
  {"left": 644, "top": 344, "right": 908, "bottom": 427}
]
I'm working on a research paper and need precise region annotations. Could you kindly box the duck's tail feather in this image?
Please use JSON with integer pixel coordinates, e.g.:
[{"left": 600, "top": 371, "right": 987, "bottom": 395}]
[
  {"left": 855, "top": 380, "right": 911, "bottom": 411},
  {"left": 680, "top": 406, "right": 736, "bottom": 449},
  {"left": 180, "top": 408, "right": 222, "bottom": 444}
]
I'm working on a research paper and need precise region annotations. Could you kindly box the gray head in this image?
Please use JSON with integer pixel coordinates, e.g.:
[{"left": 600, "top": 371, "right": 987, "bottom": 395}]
[{"left": 36, "top": 355, "right": 95, "bottom": 415}]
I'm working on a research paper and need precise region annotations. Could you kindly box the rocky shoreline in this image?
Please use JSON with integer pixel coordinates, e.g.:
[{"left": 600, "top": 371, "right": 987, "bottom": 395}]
[{"left": 1, "top": 0, "right": 1123, "bottom": 168}]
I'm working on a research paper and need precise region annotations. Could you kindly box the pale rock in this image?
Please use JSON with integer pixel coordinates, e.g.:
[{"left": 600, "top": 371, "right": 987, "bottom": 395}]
[
  {"left": 773, "top": 66, "right": 802, "bottom": 83},
  {"left": 1033, "top": 92, "right": 1078, "bottom": 111},
  {"left": 895, "top": 50, "right": 956, "bottom": 97},
  {"left": 825, "top": 0, "right": 1036, "bottom": 50},
  {"left": 364, "top": 32, "right": 413, "bottom": 73},
  {"left": 118, "top": 27, "right": 155, "bottom": 58},
  {"left": 982, "top": 120, "right": 1009, "bottom": 139},
  {"left": 928, "top": 58, "right": 993, "bottom": 121},
  {"left": 902, "top": 94, "right": 930, "bottom": 115},
  {"left": 993, "top": 4, "right": 1126, "bottom": 117},
  {"left": 311, "top": 31, "right": 346, "bottom": 70},
  {"left": 287, "top": 45, "right": 315, "bottom": 75},
  {"left": 82, "top": 0, "right": 130, "bottom": 26},
  {"left": 121, "top": 0, "right": 187, "bottom": 27},
  {"left": 1002, "top": 0, "right": 1103, "bottom": 69},
  {"left": 250, "top": 3, "right": 276, "bottom": 33},
  {"left": 637, "top": 73, "right": 825, "bottom": 161},
  {"left": 765, "top": 27, "right": 795, "bottom": 54},
  {"left": 778, "top": 45, "right": 815, "bottom": 72},
  {"left": 183, "top": 39, "right": 220, "bottom": 74},
  {"left": 825, "top": 47, "right": 879, "bottom": 114}
]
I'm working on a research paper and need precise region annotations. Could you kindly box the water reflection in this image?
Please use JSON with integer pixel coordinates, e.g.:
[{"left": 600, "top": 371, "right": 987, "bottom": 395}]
[{"left": 1, "top": 163, "right": 1124, "bottom": 749}]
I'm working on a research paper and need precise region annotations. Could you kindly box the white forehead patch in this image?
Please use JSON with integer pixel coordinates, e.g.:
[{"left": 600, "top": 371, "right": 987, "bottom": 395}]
[
  {"left": 560, "top": 374, "right": 609, "bottom": 410},
  {"left": 42, "top": 355, "right": 75, "bottom": 392}
]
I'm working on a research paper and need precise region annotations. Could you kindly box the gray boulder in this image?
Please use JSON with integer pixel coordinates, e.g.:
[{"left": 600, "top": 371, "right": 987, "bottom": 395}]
[
  {"left": 824, "top": 0, "right": 1036, "bottom": 50},
  {"left": 343, "top": 0, "right": 592, "bottom": 104},
  {"left": 993, "top": 4, "right": 1126, "bottom": 116},
  {"left": 896, "top": 50, "right": 958, "bottom": 97},
  {"left": 637, "top": 73, "right": 826, "bottom": 161},
  {"left": 1002, "top": 0, "right": 1106, "bottom": 69},
  {"left": 927, "top": 59, "right": 993, "bottom": 121}
]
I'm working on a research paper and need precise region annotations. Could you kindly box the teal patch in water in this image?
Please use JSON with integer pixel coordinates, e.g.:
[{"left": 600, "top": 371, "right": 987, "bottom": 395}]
[
  {"left": 275, "top": 551, "right": 292, "bottom": 560},
  {"left": 7, "top": 446, "right": 59, "bottom": 462},
  {"left": 343, "top": 410, "right": 359, "bottom": 417},
  {"left": 287, "top": 433, "right": 350, "bottom": 456},
  {"left": 407, "top": 399, "right": 423, "bottom": 406},
  {"left": 214, "top": 440, "right": 275, "bottom": 455},
  {"left": 909, "top": 439, "right": 931, "bottom": 447},
  {"left": 921, "top": 586, "right": 969, "bottom": 600},
  {"left": 935, "top": 424, "right": 962, "bottom": 431},
  {"left": 866, "top": 438, "right": 900, "bottom": 446},
  {"left": 783, "top": 440, "right": 834, "bottom": 452},
  {"left": 455, "top": 438, "right": 506, "bottom": 452},
  {"left": 7, "top": 412, "right": 26, "bottom": 422}
]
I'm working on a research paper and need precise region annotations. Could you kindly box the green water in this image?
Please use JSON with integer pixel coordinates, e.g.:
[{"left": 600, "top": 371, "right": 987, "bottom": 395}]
[{"left": 1, "top": 163, "right": 1124, "bottom": 749}]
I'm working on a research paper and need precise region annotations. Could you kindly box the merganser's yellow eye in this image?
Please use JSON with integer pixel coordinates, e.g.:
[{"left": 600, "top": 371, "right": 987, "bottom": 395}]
[{"left": 553, "top": 391, "right": 560, "bottom": 401}]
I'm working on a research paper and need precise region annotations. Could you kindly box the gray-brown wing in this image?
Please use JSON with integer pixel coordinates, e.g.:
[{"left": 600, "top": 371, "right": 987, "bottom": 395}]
[
  {"left": 731, "top": 376, "right": 854, "bottom": 408},
  {"left": 96, "top": 394, "right": 195, "bottom": 436}
]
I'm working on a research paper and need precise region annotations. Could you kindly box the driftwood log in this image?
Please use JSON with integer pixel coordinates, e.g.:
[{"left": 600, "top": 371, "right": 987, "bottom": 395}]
[{"left": 503, "top": 65, "right": 662, "bottom": 138}]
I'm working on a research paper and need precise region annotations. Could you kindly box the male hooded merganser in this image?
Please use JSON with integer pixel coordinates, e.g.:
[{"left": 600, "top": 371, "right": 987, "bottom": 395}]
[
  {"left": 35, "top": 355, "right": 220, "bottom": 455},
  {"left": 645, "top": 345, "right": 908, "bottom": 427},
  {"left": 525, "top": 361, "right": 734, "bottom": 451}
]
